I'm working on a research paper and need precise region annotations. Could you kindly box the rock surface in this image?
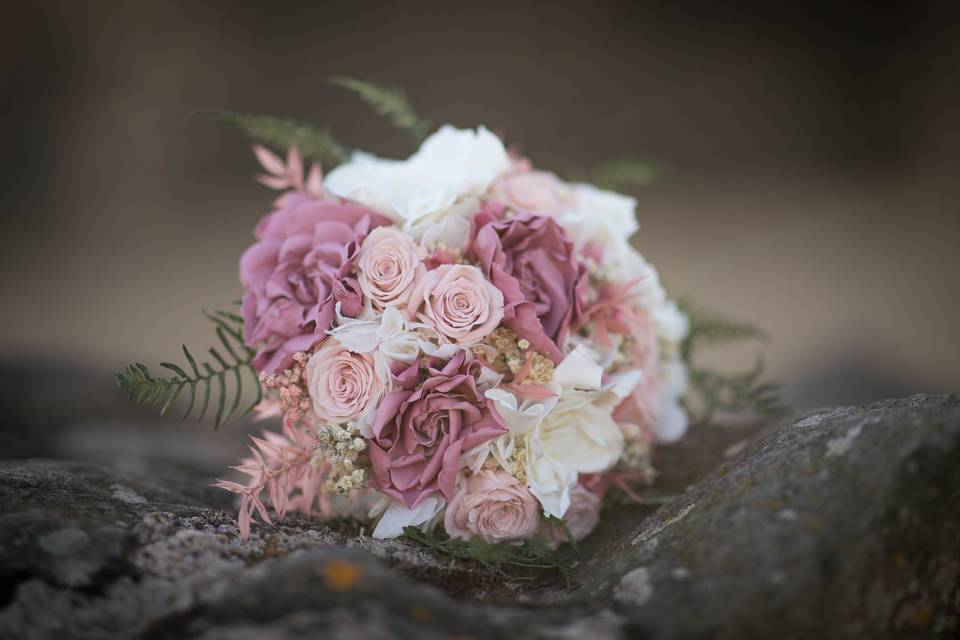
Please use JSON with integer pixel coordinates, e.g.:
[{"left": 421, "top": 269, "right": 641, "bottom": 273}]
[{"left": 1, "top": 394, "right": 958, "bottom": 639}]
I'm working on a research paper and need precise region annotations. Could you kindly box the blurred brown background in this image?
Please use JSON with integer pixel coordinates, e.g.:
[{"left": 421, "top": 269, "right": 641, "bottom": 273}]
[{"left": 1, "top": 0, "right": 958, "bottom": 422}]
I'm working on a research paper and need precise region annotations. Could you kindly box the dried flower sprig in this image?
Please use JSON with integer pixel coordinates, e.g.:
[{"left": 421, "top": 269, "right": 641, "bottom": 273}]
[{"left": 213, "top": 414, "right": 329, "bottom": 539}]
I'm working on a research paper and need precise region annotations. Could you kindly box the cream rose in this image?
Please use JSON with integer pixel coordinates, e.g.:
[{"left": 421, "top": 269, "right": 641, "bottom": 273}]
[
  {"left": 356, "top": 227, "right": 423, "bottom": 310},
  {"left": 522, "top": 347, "right": 633, "bottom": 518},
  {"left": 444, "top": 470, "right": 540, "bottom": 542},
  {"left": 407, "top": 263, "right": 504, "bottom": 345},
  {"left": 541, "top": 483, "right": 601, "bottom": 544},
  {"left": 306, "top": 338, "right": 382, "bottom": 424}
]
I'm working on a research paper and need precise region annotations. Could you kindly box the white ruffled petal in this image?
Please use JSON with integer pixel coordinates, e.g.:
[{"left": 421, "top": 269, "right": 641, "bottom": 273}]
[
  {"left": 325, "top": 126, "right": 509, "bottom": 227},
  {"left": 371, "top": 496, "right": 445, "bottom": 539},
  {"left": 553, "top": 345, "right": 603, "bottom": 391}
]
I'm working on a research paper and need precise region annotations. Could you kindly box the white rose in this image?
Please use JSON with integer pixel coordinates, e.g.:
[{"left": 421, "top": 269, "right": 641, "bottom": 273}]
[
  {"left": 531, "top": 393, "right": 625, "bottom": 477},
  {"left": 564, "top": 183, "right": 639, "bottom": 239},
  {"left": 324, "top": 126, "right": 509, "bottom": 228},
  {"left": 520, "top": 348, "right": 637, "bottom": 518}
]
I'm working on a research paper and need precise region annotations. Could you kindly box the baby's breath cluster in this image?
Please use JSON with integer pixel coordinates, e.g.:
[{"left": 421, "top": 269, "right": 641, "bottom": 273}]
[
  {"left": 618, "top": 422, "right": 655, "bottom": 477},
  {"left": 315, "top": 422, "right": 369, "bottom": 495},
  {"left": 479, "top": 327, "right": 555, "bottom": 385}
]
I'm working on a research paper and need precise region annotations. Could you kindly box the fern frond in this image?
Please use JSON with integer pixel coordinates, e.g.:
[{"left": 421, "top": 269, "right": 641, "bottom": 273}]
[
  {"left": 573, "top": 159, "right": 659, "bottom": 191},
  {"left": 330, "top": 76, "right": 432, "bottom": 145},
  {"left": 115, "top": 310, "right": 262, "bottom": 429},
  {"left": 193, "top": 109, "right": 350, "bottom": 168},
  {"left": 679, "top": 302, "right": 785, "bottom": 425},
  {"left": 679, "top": 300, "right": 769, "bottom": 362}
]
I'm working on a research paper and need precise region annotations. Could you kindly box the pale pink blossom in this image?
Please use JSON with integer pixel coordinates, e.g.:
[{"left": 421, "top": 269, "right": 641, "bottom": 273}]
[
  {"left": 444, "top": 469, "right": 540, "bottom": 542},
  {"left": 356, "top": 227, "right": 424, "bottom": 310},
  {"left": 488, "top": 169, "right": 573, "bottom": 216},
  {"left": 407, "top": 264, "right": 504, "bottom": 345},
  {"left": 540, "top": 483, "right": 601, "bottom": 545},
  {"left": 306, "top": 338, "right": 382, "bottom": 424}
]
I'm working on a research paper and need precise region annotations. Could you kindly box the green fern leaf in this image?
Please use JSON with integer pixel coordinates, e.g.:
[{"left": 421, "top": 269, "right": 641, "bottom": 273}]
[
  {"left": 193, "top": 109, "right": 351, "bottom": 168},
  {"left": 679, "top": 302, "right": 785, "bottom": 425},
  {"left": 572, "top": 159, "right": 659, "bottom": 191},
  {"left": 116, "top": 310, "right": 262, "bottom": 429},
  {"left": 401, "top": 526, "right": 575, "bottom": 589},
  {"left": 330, "top": 76, "right": 432, "bottom": 145}
]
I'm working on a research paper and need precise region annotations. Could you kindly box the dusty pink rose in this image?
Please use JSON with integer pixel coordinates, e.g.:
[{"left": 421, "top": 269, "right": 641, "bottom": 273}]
[
  {"left": 488, "top": 169, "right": 573, "bottom": 216},
  {"left": 240, "top": 192, "right": 391, "bottom": 373},
  {"left": 445, "top": 469, "right": 540, "bottom": 542},
  {"left": 305, "top": 338, "right": 381, "bottom": 424},
  {"left": 472, "top": 211, "right": 588, "bottom": 363},
  {"left": 540, "top": 483, "right": 601, "bottom": 545},
  {"left": 356, "top": 226, "right": 424, "bottom": 310},
  {"left": 407, "top": 264, "right": 504, "bottom": 345},
  {"left": 367, "top": 351, "right": 507, "bottom": 508}
]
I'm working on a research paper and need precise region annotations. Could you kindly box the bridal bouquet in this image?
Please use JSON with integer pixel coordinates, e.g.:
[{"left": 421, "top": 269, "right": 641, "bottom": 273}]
[{"left": 118, "top": 80, "right": 777, "bottom": 552}]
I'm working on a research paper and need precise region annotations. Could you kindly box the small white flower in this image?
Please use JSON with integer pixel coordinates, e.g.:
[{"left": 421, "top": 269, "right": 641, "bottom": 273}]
[
  {"left": 325, "top": 125, "right": 509, "bottom": 228},
  {"left": 468, "top": 386, "right": 560, "bottom": 474}
]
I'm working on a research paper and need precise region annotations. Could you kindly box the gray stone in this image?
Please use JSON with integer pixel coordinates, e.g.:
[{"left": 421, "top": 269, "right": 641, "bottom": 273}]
[
  {"left": 0, "top": 394, "right": 957, "bottom": 639},
  {"left": 576, "top": 393, "right": 960, "bottom": 638}
]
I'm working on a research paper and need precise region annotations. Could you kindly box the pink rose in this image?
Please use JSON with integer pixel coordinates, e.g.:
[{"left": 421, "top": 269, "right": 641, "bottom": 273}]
[
  {"left": 356, "top": 227, "right": 424, "bottom": 310},
  {"left": 488, "top": 169, "right": 573, "bottom": 216},
  {"left": 472, "top": 211, "right": 588, "bottom": 363},
  {"left": 240, "top": 192, "right": 391, "bottom": 373},
  {"left": 367, "top": 351, "right": 507, "bottom": 508},
  {"left": 445, "top": 469, "right": 541, "bottom": 542},
  {"left": 540, "top": 483, "right": 601, "bottom": 545},
  {"left": 407, "top": 264, "right": 504, "bottom": 345},
  {"left": 305, "top": 338, "right": 381, "bottom": 424}
]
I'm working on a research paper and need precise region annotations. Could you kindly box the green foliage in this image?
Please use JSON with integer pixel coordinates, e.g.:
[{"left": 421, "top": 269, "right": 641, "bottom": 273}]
[
  {"left": 330, "top": 76, "right": 432, "bottom": 146},
  {"left": 572, "top": 159, "right": 659, "bottom": 191},
  {"left": 680, "top": 303, "right": 770, "bottom": 362},
  {"left": 402, "top": 527, "right": 576, "bottom": 589},
  {"left": 115, "top": 310, "right": 262, "bottom": 429},
  {"left": 193, "top": 109, "right": 351, "bottom": 168},
  {"left": 679, "top": 301, "right": 785, "bottom": 425}
]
